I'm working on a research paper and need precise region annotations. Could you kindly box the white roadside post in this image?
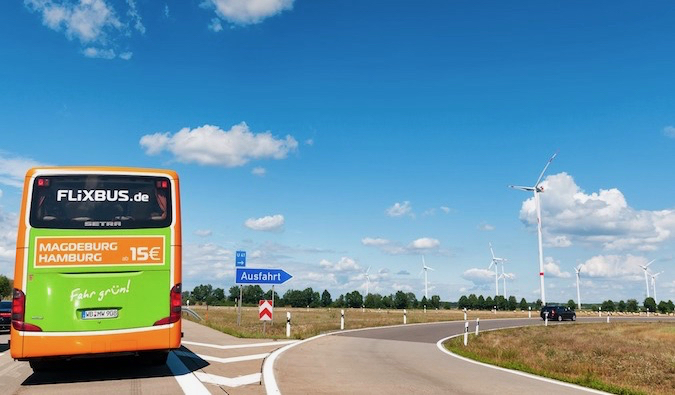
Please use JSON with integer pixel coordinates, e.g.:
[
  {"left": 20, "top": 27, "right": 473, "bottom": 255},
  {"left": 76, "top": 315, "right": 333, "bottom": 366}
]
[
  {"left": 340, "top": 309, "right": 345, "bottom": 330},
  {"left": 528, "top": 306, "right": 531, "bottom": 318},
  {"left": 463, "top": 308, "right": 467, "bottom": 321},
  {"left": 598, "top": 306, "right": 601, "bottom": 318},
  {"left": 403, "top": 309, "right": 407, "bottom": 324},
  {"left": 362, "top": 305, "right": 365, "bottom": 313},
  {"left": 463, "top": 321, "right": 469, "bottom": 346},
  {"left": 286, "top": 312, "right": 291, "bottom": 338},
  {"left": 424, "top": 305, "right": 427, "bottom": 314},
  {"left": 607, "top": 312, "right": 610, "bottom": 324},
  {"left": 475, "top": 317, "right": 480, "bottom": 336},
  {"left": 545, "top": 311, "right": 548, "bottom": 326}
]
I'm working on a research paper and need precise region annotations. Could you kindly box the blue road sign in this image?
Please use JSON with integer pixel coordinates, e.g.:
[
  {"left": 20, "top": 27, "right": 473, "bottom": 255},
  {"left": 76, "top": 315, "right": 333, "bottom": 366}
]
[
  {"left": 235, "top": 251, "right": 246, "bottom": 267},
  {"left": 235, "top": 268, "right": 293, "bottom": 285}
]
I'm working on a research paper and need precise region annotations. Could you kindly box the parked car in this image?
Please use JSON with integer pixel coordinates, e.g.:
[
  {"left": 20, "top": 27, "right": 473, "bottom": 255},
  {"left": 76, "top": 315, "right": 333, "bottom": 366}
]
[
  {"left": 540, "top": 305, "right": 576, "bottom": 321},
  {"left": 0, "top": 300, "right": 11, "bottom": 332}
]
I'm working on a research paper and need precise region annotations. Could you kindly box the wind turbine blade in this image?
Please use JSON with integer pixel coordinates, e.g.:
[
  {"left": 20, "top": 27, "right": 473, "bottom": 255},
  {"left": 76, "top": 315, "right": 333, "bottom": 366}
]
[
  {"left": 366, "top": 266, "right": 371, "bottom": 274},
  {"left": 426, "top": 266, "right": 435, "bottom": 271},
  {"left": 489, "top": 242, "right": 496, "bottom": 259},
  {"left": 645, "top": 259, "right": 655, "bottom": 268},
  {"left": 509, "top": 185, "right": 535, "bottom": 191},
  {"left": 534, "top": 151, "right": 558, "bottom": 187}
]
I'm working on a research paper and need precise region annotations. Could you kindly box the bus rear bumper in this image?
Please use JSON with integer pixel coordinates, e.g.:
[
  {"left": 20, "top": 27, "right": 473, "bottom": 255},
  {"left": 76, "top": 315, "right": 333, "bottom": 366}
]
[{"left": 10, "top": 321, "right": 181, "bottom": 359}]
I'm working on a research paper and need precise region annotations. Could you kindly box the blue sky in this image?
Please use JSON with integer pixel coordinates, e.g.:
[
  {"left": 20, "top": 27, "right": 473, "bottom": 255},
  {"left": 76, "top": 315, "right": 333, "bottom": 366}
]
[{"left": 1, "top": 0, "right": 675, "bottom": 304}]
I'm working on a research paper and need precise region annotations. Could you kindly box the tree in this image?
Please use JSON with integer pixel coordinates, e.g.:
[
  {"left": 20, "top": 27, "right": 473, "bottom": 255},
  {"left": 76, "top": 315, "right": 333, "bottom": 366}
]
[
  {"left": 321, "top": 290, "right": 332, "bottom": 307},
  {"left": 567, "top": 299, "right": 576, "bottom": 310},
  {"left": 406, "top": 292, "right": 418, "bottom": 309},
  {"left": 345, "top": 290, "right": 363, "bottom": 308},
  {"left": 485, "top": 296, "right": 494, "bottom": 310},
  {"left": 519, "top": 298, "right": 528, "bottom": 311},
  {"left": 243, "top": 285, "right": 264, "bottom": 304},
  {"left": 192, "top": 284, "right": 213, "bottom": 303},
  {"left": 668, "top": 300, "right": 675, "bottom": 313},
  {"left": 477, "top": 295, "right": 486, "bottom": 310},
  {"left": 0, "top": 275, "right": 12, "bottom": 299},
  {"left": 381, "top": 294, "right": 393, "bottom": 309},
  {"left": 467, "top": 294, "right": 478, "bottom": 309},
  {"left": 365, "top": 293, "right": 383, "bottom": 308},
  {"left": 394, "top": 291, "right": 408, "bottom": 309},
  {"left": 508, "top": 296, "right": 518, "bottom": 311},
  {"left": 626, "top": 299, "right": 639, "bottom": 313},
  {"left": 334, "top": 294, "right": 345, "bottom": 308},
  {"left": 601, "top": 300, "right": 615, "bottom": 312},
  {"left": 657, "top": 301, "right": 670, "bottom": 314},
  {"left": 206, "top": 287, "right": 225, "bottom": 305},
  {"left": 458, "top": 295, "right": 469, "bottom": 309},
  {"left": 263, "top": 289, "right": 281, "bottom": 305},
  {"left": 228, "top": 286, "right": 240, "bottom": 302},
  {"left": 535, "top": 299, "right": 543, "bottom": 308},
  {"left": 430, "top": 295, "right": 441, "bottom": 309},
  {"left": 617, "top": 300, "right": 626, "bottom": 312},
  {"left": 644, "top": 297, "right": 657, "bottom": 312},
  {"left": 420, "top": 296, "right": 428, "bottom": 308}
]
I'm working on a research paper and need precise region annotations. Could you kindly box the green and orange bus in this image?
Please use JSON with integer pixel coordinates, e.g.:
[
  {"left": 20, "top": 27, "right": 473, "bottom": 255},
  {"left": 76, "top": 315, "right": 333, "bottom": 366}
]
[{"left": 10, "top": 167, "right": 182, "bottom": 369}]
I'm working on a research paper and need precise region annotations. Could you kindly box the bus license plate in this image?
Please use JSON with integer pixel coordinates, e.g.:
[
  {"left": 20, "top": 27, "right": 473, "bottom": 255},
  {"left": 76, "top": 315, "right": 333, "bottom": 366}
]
[{"left": 82, "top": 309, "right": 118, "bottom": 320}]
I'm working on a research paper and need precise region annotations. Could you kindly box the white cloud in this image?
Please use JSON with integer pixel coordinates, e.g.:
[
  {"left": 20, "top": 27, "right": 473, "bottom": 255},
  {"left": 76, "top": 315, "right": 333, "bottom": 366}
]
[
  {"left": 409, "top": 237, "right": 440, "bottom": 250},
  {"left": 252, "top": 167, "right": 266, "bottom": 176},
  {"left": 182, "top": 243, "right": 233, "bottom": 285},
  {"left": 0, "top": 208, "right": 18, "bottom": 276},
  {"left": 440, "top": 206, "right": 451, "bottom": 214},
  {"left": 361, "top": 237, "right": 390, "bottom": 246},
  {"left": 320, "top": 257, "right": 360, "bottom": 273},
  {"left": 140, "top": 122, "right": 298, "bottom": 167},
  {"left": 204, "top": 0, "right": 294, "bottom": 25},
  {"left": 304, "top": 139, "right": 314, "bottom": 146},
  {"left": 478, "top": 223, "right": 495, "bottom": 231},
  {"left": 193, "top": 229, "right": 212, "bottom": 237},
  {"left": 0, "top": 151, "right": 49, "bottom": 187},
  {"left": 362, "top": 236, "right": 441, "bottom": 255},
  {"left": 518, "top": 172, "right": 675, "bottom": 251},
  {"left": 83, "top": 47, "right": 116, "bottom": 59},
  {"left": 25, "top": 0, "right": 144, "bottom": 59},
  {"left": 578, "top": 254, "right": 646, "bottom": 279},
  {"left": 119, "top": 51, "right": 133, "bottom": 60},
  {"left": 396, "top": 270, "right": 410, "bottom": 276},
  {"left": 208, "top": 17, "right": 223, "bottom": 32},
  {"left": 543, "top": 257, "right": 571, "bottom": 278},
  {"left": 462, "top": 268, "right": 494, "bottom": 284},
  {"left": 386, "top": 201, "right": 412, "bottom": 217},
  {"left": 663, "top": 126, "right": 675, "bottom": 138},
  {"left": 244, "top": 214, "right": 284, "bottom": 231},
  {"left": 164, "top": 4, "right": 169, "bottom": 18}
]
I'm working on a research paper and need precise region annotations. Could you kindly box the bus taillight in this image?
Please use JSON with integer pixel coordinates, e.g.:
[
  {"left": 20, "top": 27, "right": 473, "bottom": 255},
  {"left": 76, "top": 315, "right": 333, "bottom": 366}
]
[
  {"left": 153, "top": 283, "right": 182, "bottom": 326},
  {"left": 12, "top": 289, "right": 42, "bottom": 332}
]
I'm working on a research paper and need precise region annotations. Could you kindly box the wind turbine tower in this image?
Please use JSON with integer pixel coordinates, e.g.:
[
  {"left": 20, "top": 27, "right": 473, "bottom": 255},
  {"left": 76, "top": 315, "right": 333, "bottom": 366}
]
[
  {"left": 574, "top": 265, "right": 582, "bottom": 310},
  {"left": 421, "top": 256, "right": 434, "bottom": 299},
  {"left": 509, "top": 152, "right": 557, "bottom": 306},
  {"left": 638, "top": 259, "right": 655, "bottom": 298},
  {"left": 489, "top": 243, "right": 506, "bottom": 297},
  {"left": 364, "top": 266, "right": 371, "bottom": 297},
  {"left": 499, "top": 263, "right": 513, "bottom": 298},
  {"left": 650, "top": 271, "right": 663, "bottom": 302}
]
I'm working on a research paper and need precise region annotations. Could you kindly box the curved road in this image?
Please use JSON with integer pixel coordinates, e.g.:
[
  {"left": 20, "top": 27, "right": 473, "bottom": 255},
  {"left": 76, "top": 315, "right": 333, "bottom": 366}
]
[{"left": 272, "top": 316, "right": 675, "bottom": 394}]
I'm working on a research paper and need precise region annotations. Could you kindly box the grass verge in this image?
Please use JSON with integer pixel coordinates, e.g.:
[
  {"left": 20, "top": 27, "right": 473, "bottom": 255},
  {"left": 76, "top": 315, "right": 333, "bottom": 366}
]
[{"left": 445, "top": 322, "right": 674, "bottom": 395}]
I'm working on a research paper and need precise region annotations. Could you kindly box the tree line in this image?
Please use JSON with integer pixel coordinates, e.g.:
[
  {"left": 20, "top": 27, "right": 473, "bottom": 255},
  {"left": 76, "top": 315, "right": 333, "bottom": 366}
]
[{"left": 183, "top": 284, "right": 444, "bottom": 309}]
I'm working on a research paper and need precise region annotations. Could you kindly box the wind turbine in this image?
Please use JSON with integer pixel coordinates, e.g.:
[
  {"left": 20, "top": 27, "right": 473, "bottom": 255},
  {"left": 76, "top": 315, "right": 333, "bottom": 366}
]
[
  {"left": 364, "top": 266, "right": 371, "bottom": 297},
  {"left": 488, "top": 242, "right": 506, "bottom": 297},
  {"left": 638, "top": 259, "right": 655, "bottom": 298},
  {"left": 509, "top": 151, "right": 557, "bottom": 306},
  {"left": 650, "top": 271, "right": 663, "bottom": 302},
  {"left": 498, "top": 266, "right": 513, "bottom": 298},
  {"left": 421, "top": 256, "right": 434, "bottom": 299},
  {"left": 574, "top": 265, "right": 582, "bottom": 310}
]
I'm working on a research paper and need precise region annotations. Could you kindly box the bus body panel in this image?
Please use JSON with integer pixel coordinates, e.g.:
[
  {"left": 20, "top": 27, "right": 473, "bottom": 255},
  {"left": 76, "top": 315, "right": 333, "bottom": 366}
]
[{"left": 11, "top": 167, "right": 181, "bottom": 361}]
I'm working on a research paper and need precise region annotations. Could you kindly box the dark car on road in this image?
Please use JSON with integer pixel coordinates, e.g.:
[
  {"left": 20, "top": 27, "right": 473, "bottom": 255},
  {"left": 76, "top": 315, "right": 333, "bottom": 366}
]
[
  {"left": 0, "top": 300, "right": 11, "bottom": 332},
  {"left": 540, "top": 305, "right": 576, "bottom": 321}
]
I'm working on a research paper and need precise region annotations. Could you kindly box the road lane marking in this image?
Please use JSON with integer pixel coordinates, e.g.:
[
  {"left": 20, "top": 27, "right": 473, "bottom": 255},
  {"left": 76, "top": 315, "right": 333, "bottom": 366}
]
[
  {"left": 195, "top": 371, "right": 261, "bottom": 387},
  {"left": 435, "top": 330, "right": 609, "bottom": 394},
  {"left": 183, "top": 340, "right": 297, "bottom": 350},
  {"left": 166, "top": 351, "right": 210, "bottom": 395},
  {"left": 175, "top": 350, "right": 269, "bottom": 364},
  {"left": 263, "top": 333, "right": 329, "bottom": 395}
]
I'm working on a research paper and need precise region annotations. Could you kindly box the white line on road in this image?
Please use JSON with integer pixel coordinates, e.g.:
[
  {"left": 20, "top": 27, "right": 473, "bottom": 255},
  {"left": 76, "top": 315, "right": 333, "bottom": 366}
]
[
  {"left": 175, "top": 350, "right": 269, "bottom": 364},
  {"left": 195, "top": 371, "right": 261, "bottom": 387},
  {"left": 183, "top": 340, "right": 297, "bottom": 350},
  {"left": 166, "top": 351, "right": 211, "bottom": 395},
  {"left": 263, "top": 333, "right": 329, "bottom": 395},
  {"left": 435, "top": 331, "right": 610, "bottom": 394}
]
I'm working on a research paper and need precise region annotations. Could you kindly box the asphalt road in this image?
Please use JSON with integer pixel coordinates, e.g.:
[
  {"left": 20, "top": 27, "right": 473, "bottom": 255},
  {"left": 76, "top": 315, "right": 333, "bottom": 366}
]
[{"left": 272, "top": 316, "right": 675, "bottom": 395}]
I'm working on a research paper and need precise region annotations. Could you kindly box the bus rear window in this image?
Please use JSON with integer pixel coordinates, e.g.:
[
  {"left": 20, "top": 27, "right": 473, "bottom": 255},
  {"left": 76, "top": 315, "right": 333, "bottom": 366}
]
[{"left": 29, "top": 175, "right": 172, "bottom": 229}]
